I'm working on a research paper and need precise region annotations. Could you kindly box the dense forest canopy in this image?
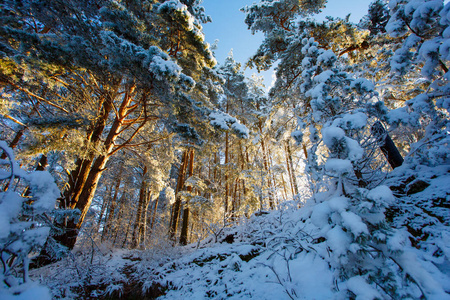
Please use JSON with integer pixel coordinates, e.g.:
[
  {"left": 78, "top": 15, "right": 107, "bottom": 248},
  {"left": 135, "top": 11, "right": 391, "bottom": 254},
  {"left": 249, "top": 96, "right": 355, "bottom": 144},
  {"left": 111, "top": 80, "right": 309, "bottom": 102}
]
[{"left": 0, "top": 0, "right": 449, "bottom": 299}]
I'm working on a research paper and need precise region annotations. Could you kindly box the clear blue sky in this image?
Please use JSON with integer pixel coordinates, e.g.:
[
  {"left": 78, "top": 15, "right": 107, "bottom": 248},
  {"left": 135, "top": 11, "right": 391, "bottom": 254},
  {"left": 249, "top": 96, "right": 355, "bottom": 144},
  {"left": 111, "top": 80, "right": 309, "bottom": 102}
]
[{"left": 201, "top": 0, "right": 374, "bottom": 89}]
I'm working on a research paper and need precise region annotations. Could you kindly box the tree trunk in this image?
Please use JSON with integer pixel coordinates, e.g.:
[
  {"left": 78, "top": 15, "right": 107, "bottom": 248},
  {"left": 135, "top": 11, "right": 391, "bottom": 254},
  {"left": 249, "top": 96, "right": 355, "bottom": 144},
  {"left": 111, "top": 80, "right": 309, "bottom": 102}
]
[
  {"left": 268, "top": 147, "right": 278, "bottom": 207},
  {"left": 63, "top": 95, "right": 114, "bottom": 209},
  {"left": 285, "top": 142, "right": 294, "bottom": 197},
  {"left": 285, "top": 140, "right": 299, "bottom": 196},
  {"left": 169, "top": 150, "right": 189, "bottom": 240},
  {"left": 139, "top": 193, "right": 151, "bottom": 248},
  {"left": 102, "top": 176, "right": 122, "bottom": 241},
  {"left": 112, "top": 192, "right": 128, "bottom": 246},
  {"left": 180, "top": 149, "right": 194, "bottom": 245},
  {"left": 96, "top": 185, "right": 112, "bottom": 232},
  {"left": 1, "top": 127, "right": 25, "bottom": 159},
  {"left": 122, "top": 213, "right": 135, "bottom": 248},
  {"left": 260, "top": 134, "right": 274, "bottom": 209},
  {"left": 132, "top": 166, "right": 148, "bottom": 249},
  {"left": 224, "top": 131, "right": 229, "bottom": 215},
  {"left": 281, "top": 172, "right": 288, "bottom": 201},
  {"left": 52, "top": 89, "right": 135, "bottom": 250},
  {"left": 150, "top": 195, "right": 159, "bottom": 232},
  {"left": 371, "top": 121, "right": 404, "bottom": 169}
]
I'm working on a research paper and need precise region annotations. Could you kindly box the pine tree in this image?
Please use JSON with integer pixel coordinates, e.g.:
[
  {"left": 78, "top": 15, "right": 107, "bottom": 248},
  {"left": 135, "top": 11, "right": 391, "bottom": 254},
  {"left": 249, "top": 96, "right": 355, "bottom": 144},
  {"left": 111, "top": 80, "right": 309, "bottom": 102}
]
[{"left": 1, "top": 0, "right": 220, "bottom": 261}]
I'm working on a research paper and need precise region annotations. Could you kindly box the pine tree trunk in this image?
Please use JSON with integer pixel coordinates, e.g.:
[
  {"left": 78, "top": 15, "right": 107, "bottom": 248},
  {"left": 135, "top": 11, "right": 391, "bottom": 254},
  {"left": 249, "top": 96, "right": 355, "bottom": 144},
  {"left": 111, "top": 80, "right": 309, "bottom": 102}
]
[
  {"left": 371, "top": 121, "right": 404, "bottom": 169},
  {"left": 286, "top": 140, "right": 299, "bottom": 196},
  {"left": 224, "top": 131, "right": 229, "bottom": 215},
  {"left": 268, "top": 147, "right": 278, "bottom": 207},
  {"left": 97, "top": 185, "right": 112, "bottom": 231},
  {"left": 169, "top": 150, "right": 189, "bottom": 240},
  {"left": 281, "top": 172, "right": 288, "bottom": 201},
  {"left": 102, "top": 177, "right": 122, "bottom": 241},
  {"left": 150, "top": 195, "right": 159, "bottom": 233},
  {"left": 122, "top": 213, "right": 135, "bottom": 248},
  {"left": 63, "top": 95, "right": 114, "bottom": 209},
  {"left": 1, "top": 127, "right": 25, "bottom": 159},
  {"left": 112, "top": 193, "right": 128, "bottom": 246},
  {"left": 52, "top": 89, "right": 135, "bottom": 250},
  {"left": 285, "top": 142, "right": 295, "bottom": 197},
  {"left": 132, "top": 166, "right": 148, "bottom": 249},
  {"left": 140, "top": 193, "right": 151, "bottom": 247},
  {"left": 260, "top": 134, "right": 274, "bottom": 209},
  {"left": 180, "top": 149, "right": 194, "bottom": 245}
]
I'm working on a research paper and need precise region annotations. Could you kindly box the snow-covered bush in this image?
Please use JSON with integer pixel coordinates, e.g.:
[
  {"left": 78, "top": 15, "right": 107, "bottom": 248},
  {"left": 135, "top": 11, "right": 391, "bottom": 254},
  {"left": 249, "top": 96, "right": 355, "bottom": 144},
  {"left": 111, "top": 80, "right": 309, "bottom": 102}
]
[{"left": 0, "top": 141, "right": 59, "bottom": 299}]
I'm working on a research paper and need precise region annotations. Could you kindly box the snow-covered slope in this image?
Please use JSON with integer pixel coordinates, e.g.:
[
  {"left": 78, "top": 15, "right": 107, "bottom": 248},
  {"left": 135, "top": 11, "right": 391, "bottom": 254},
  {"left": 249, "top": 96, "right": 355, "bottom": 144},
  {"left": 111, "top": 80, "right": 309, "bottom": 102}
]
[{"left": 31, "top": 166, "right": 450, "bottom": 299}]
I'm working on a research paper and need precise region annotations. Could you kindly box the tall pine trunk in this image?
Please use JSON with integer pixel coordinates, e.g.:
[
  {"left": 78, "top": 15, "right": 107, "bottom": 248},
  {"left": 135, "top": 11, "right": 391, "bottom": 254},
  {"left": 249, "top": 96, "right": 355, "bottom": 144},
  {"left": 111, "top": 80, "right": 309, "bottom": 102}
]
[
  {"left": 179, "top": 149, "right": 194, "bottom": 245},
  {"left": 169, "top": 150, "right": 189, "bottom": 240},
  {"left": 131, "top": 166, "right": 148, "bottom": 249},
  {"left": 102, "top": 176, "right": 122, "bottom": 241},
  {"left": 285, "top": 140, "right": 299, "bottom": 197}
]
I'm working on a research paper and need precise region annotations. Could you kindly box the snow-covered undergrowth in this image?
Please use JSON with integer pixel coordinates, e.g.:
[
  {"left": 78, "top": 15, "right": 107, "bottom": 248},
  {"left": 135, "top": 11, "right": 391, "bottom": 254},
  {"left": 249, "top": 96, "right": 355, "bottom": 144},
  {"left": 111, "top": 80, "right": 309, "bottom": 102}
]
[{"left": 31, "top": 167, "right": 450, "bottom": 300}]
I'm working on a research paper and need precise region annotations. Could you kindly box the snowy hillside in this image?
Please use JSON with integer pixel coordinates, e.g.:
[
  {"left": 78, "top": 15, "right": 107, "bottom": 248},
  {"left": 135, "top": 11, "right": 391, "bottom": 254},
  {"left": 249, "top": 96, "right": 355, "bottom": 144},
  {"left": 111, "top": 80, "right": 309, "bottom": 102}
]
[{"left": 30, "top": 164, "right": 450, "bottom": 299}]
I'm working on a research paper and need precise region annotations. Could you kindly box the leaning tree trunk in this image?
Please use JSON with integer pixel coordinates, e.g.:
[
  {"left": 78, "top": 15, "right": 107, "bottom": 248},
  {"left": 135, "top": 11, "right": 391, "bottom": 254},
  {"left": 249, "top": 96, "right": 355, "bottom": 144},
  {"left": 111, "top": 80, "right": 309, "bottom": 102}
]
[
  {"left": 371, "top": 121, "right": 404, "bottom": 169},
  {"left": 39, "top": 87, "right": 137, "bottom": 260},
  {"left": 62, "top": 94, "right": 114, "bottom": 209}
]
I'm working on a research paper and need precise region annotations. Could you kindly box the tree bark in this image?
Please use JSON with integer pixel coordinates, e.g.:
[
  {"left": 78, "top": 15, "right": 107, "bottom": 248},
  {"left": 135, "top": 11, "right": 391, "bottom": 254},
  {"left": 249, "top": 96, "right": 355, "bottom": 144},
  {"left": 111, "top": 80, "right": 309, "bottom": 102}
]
[
  {"left": 371, "top": 121, "right": 404, "bottom": 169},
  {"left": 112, "top": 192, "right": 128, "bottom": 246},
  {"left": 260, "top": 132, "right": 274, "bottom": 209},
  {"left": 63, "top": 95, "right": 114, "bottom": 208},
  {"left": 224, "top": 131, "right": 229, "bottom": 215},
  {"left": 285, "top": 142, "right": 295, "bottom": 197},
  {"left": 96, "top": 184, "right": 112, "bottom": 233},
  {"left": 285, "top": 140, "right": 299, "bottom": 196},
  {"left": 52, "top": 88, "right": 135, "bottom": 250},
  {"left": 169, "top": 150, "right": 189, "bottom": 240},
  {"left": 150, "top": 195, "right": 159, "bottom": 233},
  {"left": 102, "top": 176, "right": 122, "bottom": 241},
  {"left": 131, "top": 166, "right": 148, "bottom": 249},
  {"left": 1, "top": 127, "right": 25, "bottom": 159},
  {"left": 179, "top": 149, "right": 194, "bottom": 245}
]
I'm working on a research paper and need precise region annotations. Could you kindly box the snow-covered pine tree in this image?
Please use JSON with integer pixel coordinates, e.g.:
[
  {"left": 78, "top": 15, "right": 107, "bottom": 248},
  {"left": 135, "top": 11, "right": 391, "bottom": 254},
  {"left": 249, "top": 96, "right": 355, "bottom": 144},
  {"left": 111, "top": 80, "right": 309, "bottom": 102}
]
[
  {"left": 280, "top": 32, "right": 448, "bottom": 298},
  {"left": 0, "top": 141, "right": 59, "bottom": 299},
  {"left": 381, "top": 2, "right": 450, "bottom": 297},
  {"left": 1, "top": 0, "right": 221, "bottom": 260},
  {"left": 366, "top": 0, "right": 390, "bottom": 36}
]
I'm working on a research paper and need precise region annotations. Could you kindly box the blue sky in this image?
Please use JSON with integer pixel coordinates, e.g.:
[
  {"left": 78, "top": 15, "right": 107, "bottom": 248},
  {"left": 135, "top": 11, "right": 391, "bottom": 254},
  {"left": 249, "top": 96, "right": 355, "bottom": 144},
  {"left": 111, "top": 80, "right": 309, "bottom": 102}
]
[{"left": 201, "top": 0, "right": 374, "bottom": 89}]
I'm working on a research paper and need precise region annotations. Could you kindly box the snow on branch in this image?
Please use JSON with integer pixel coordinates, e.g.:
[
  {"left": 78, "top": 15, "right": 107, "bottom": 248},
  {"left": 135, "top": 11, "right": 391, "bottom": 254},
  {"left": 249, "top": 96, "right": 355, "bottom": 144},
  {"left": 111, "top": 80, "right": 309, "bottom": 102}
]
[{"left": 209, "top": 111, "right": 249, "bottom": 138}]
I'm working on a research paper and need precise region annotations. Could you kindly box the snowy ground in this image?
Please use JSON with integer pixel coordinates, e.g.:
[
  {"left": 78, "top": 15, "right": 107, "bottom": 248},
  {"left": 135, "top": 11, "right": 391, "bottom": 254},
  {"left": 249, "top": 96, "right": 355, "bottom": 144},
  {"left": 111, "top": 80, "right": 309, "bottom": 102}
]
[{"left": 27, "top": 164, "right": 450, "bottom": 299}]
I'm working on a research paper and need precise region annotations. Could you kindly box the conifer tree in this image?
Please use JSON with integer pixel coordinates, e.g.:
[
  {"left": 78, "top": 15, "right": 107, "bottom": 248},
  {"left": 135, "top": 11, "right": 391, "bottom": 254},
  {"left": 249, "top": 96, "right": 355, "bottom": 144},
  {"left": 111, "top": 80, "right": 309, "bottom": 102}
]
[{"left": 1, "top": 0, "right": 218, "bottom": 259}]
